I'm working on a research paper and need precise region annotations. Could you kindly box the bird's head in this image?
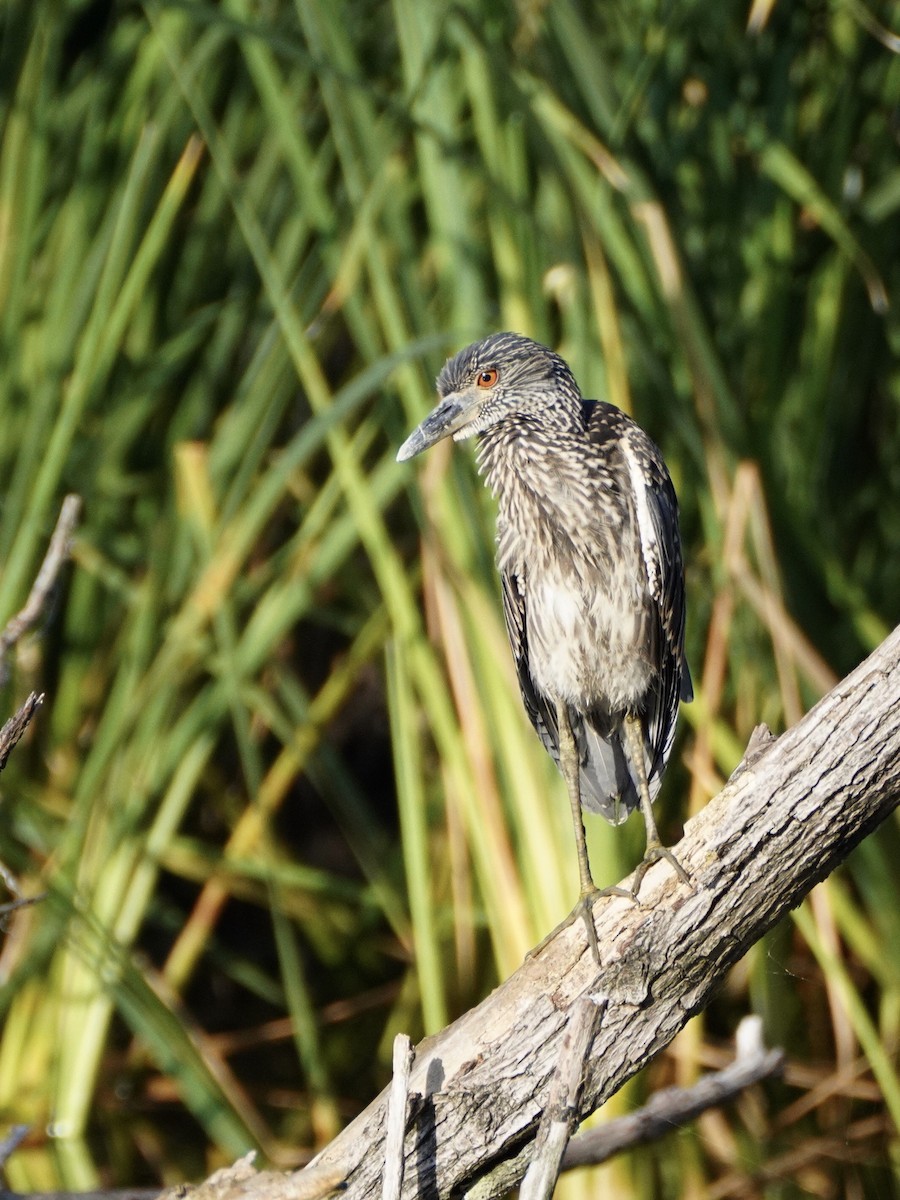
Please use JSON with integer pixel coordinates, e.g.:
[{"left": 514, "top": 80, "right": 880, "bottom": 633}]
[{"left": 396, "top": 332, "right": 582, "bottom": 462}]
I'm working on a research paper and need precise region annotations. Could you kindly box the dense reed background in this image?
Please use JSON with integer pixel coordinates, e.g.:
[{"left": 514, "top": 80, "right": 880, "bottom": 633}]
[{"left": 0, "top": 0, "right": 898, "bottom": 1195}]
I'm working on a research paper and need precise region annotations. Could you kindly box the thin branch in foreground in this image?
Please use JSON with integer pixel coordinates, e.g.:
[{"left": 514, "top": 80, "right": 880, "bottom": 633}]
[
  {"left": 561, "top": 1015, "right": 784, "bottom": 1170},
  {"left": 383, "top": 1035, "right": 415, "bottom": 1200},
  {"left": 0, "top": 495, "right": 82, "bottom": 915},
  {"left": 0, "top": 1125, "right": 29, "bottom": 1169},
  {"left": 0, "top": 692, "right": 43, "bottom": 774},
  {"left": 0, "top": 691, "right": 47, "bottom": 920},
  {"left": 0, "top": 502, "right": 79, "bottom": 921},
  {"left": 0, "top": 494, "right": 82, "bottom": 685},
  {"left": 520, "top": 997, "right": 604, "bottom": 1200}
]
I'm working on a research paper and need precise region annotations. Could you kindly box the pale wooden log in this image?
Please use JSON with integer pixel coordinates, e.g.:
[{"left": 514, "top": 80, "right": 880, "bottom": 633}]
[
  {"left": 296, "top": 625, "right": 900, "bottom": 1199},
  {"left": 168, "top": 625, "right": 900, "bottom": 1200}
]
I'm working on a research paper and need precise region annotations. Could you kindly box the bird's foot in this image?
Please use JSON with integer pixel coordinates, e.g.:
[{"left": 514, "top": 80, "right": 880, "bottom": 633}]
[
  {"left": 630, "top": 841, "right": 692, "bottom": 900},
  {"left": 527, "top": 886, "right": 628, "bottom": 965}
]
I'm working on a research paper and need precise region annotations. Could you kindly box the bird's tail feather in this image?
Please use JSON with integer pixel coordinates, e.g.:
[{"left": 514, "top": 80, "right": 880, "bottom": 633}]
[{"left": 575, "top": 717, "right": 662, "bottom": 824}]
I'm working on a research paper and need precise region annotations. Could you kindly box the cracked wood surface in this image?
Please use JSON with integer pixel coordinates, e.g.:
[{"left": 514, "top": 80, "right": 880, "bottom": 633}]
[{"left": 279, "top": 625, "right": 900, "bottom": 1199}]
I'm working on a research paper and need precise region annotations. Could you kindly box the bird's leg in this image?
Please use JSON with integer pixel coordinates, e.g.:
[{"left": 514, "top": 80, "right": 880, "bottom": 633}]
[
  {"left": 623, "top": 714, "right": 692, "bottom": 897},
  {"left": 528, "top": 701, "right": 627, "bottom": 964},
  {"left": 557, "top": 699, "right": 596, "bottom": 902}
]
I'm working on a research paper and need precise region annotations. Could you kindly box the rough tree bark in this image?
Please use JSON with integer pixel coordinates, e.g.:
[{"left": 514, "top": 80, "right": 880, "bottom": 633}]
[{"left": 206, "top": 625, "right": 900, "bottom": 1200}]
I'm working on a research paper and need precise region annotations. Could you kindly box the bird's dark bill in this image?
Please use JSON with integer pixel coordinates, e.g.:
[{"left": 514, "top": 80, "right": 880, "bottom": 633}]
[{"left": 396, "top": 394, "right": 477, "bottom": 462}]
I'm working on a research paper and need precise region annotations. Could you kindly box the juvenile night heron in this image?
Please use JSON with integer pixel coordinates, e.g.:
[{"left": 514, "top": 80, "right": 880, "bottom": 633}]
[{"left": 397, "top": 332, "right": 692, "bottom": 958}]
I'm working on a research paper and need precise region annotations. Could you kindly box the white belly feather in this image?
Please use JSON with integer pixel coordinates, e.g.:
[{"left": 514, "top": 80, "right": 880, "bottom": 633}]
[{"left": 525, "top": 562, "right": 652, "bottom": 713}]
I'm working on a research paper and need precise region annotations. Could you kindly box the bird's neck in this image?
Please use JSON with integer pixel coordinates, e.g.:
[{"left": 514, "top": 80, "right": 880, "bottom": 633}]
[{"left": 475, "top": 413, "right": 590, "bottom": 512}]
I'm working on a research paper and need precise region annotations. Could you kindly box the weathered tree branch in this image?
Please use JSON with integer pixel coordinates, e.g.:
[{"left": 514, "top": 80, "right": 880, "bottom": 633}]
[{"left": 290, "top": 623, "right": 900, "bottom": 1198}]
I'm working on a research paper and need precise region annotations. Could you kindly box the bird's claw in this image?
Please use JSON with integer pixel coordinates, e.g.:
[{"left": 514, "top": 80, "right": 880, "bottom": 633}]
[
  {"left": 630, "top": 842, "right": 693, "bottom": 900},
  {"left": 525, "top": 882, "right": 643, "bottom": 964},
  {"left": 576, "top": 890, "right": 602, "bottom": 965},
  {"left": 527, "top": 888, "right": 606, "bottom": 965}
]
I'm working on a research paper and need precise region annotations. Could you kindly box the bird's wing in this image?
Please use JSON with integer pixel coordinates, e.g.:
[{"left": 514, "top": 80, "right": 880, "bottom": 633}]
[
  {"left": 500, "top": 568, "right": 560, "bottom": 760},
  {"left": 618, "top": 421, "right": 691, "bottom": 788},
  {"left": 580, "top": 401, "right": 690, "bottom": 795}
]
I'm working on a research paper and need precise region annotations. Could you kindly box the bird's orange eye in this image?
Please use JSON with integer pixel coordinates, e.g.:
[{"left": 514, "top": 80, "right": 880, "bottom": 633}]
[{"left": 477, "top": 369, "right": 499, "bottom": 388}]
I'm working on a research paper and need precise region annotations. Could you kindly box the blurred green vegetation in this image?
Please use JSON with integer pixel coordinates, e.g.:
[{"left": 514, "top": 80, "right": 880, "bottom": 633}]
[{"left": 0, "top": 0, "right": 897, "bottom": 1195}]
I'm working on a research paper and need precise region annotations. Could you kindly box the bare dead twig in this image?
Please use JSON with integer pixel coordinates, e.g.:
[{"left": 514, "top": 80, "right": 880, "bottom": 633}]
[
  {"left": 156, "top": 1152, "right": 345, "bottom": 1200},
  {"left": 561, "top": 1015, "right": 784, "bottom": 1170},
  {"left": 383, "top": 1035, "right": 415, "bottom": 1200},
  {"left": 0, "top": 1191, "right": 161, "bottom": 1200},
  {"left": 0, "top": 691, "right": 47, "bottom": 918},
  {"left": 0, "top": 494, "right": 82, "bottom": 685},
  {"left": 0, "top": 1126, "right": 29, "bottom": 1169},
  {"left": 0, "top": 495, "right": 81, "bottom": 915},
  {"left": 0, "top": 692, "right": 43, "bottom": 775},
  {"left": 520, "top": 997, "right": 604, "bottom": 1200}
]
